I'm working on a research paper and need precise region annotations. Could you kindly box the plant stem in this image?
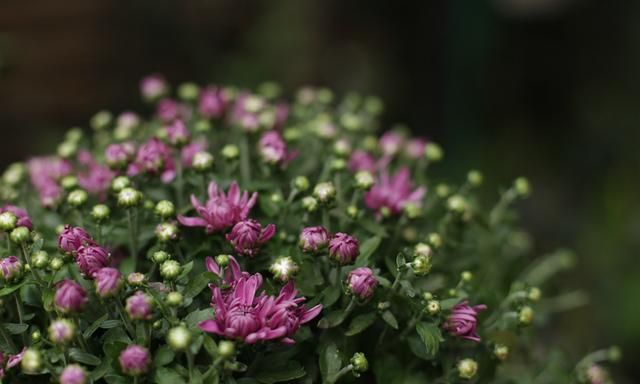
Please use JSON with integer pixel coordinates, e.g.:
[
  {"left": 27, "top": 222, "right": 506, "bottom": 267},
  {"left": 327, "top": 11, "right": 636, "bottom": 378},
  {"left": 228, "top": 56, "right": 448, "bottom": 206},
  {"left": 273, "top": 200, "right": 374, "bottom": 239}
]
[
  {"left": 21, "top": 243, "right": 44, "bottom": 285},
  {"left": 328, "top": 364, "right": 354, "bottom": 383},
  {"left": 127, "top": 209, "right": 139, "bottom": 271},
  {"left": 239, "top": 134, "right": 251, "bottom": 186},
  {"left": 115, "top": 299, "right": 135, "bottom": 338},
  {"left": 322, "top": 209, "right": 331, "bottom": 232},
  {"left": 187, "top": 349, "right": 195, "bottom": 382}
]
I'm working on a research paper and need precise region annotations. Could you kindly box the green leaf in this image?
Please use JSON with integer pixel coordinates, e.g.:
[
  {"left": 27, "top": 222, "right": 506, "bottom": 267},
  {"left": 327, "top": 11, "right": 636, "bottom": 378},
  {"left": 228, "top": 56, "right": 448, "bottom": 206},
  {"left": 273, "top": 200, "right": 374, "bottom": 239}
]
[
  {"left": 4, "top": 323, "right": 28, "bottom": 334},
  {"left": 415, "top": 322, "right": 443, "bottom": 358},
  {"left": 0, "top": 280, "right": 27, "bottom": 297},
  {"left": 359, "top": 219, "right": 388, "bottom": 237},
  {"left": 184, "top": 272, "right": 217, "bottom": 299},
  {"left": 355, "top": 236, "right": 382, "bottom": 267},
  {"left": 185, "top": 308, "right": 214, "bottom": 331},
  {"left": 345, "top": 312, "right": 377, "bottom": 336},
  {"left": 321, "top": 285, "right": 342, "bottom": 307},
  {"left": 381, "top": 310, "right": 399, "bottom": 329},
  {"left": 69, "top": 348, "right": 102, "bottom": 366},
  {"left": 439, "top": 298, "right": 461, "bottom": 311},
  {"left": 104, "top": 374, "right": 128, "bottom": 384},
  {"left": 317, "top": 311, "right": 346, "bottom": 329},
  {"left": 155, "top": 367, "right": 186, "bottom": 384},
  {"left": 255, "top": 360, "right": 306, "bottom": 384},
  {"left": 177, "top": 261, "right": 194, "bottom": 280},
  {"left": 100, "top": 320, "right": 123, "bottom": 329},
  {"left": 154, "top": 345, "right": 175, "bottom": 367},
  {"left": 190, "top": 333, "right": 204, "bottom": 355},
  {"left": 319, "top": 341, "right": 341, "bottom": 383},
  {"left": 83, "top": 313, "right": 109, "bottom": 339}
]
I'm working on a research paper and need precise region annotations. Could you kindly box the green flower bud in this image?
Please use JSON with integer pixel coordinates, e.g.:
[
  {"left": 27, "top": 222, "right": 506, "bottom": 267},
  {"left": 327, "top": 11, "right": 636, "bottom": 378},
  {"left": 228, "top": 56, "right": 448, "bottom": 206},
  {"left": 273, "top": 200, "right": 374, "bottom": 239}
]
[
  {"left": 192, "top": 151, "right": 214, "bottom": 172},
  {"left": 194, "top": 119, "right": 211, "bottom": 133},
  {"left": 155, "top": 222, "right": 179, "bottom": 243},
  {"left": 313, "top": 182, "right": 336, "bottom": 204},
  {"left": 270, "top": 193, "right": 283, "bottom": 205},
  {"left": 154, "top": 200, "right": 175, "bottom": 219},
  {"left": 111, "top": 176, "right": 131, "bottom": 192},
  {"left": 127, "top": 272, "right": 146, "bottom": 286},
  {"left": 514, "top": 177, "right": 530, "bottom": 197},
  {"left": 528, "top": 287, "right": 541, "bottom": 302},
  {"left": 48, "top": 318, "right": 76, "bottom": 345},
  {"left": 428, "top": 233, "right": 443, "bottom": 248},
  {"left": 422, "top": 292, "right": 434, "bottom": 301},
  {"left": 0, "top": 211, "right": 17, "bottom": 231},
  {"left": 494, "top": 344, "right": 509, "bottom": 361},
  {"left": 467, "top": 170, "right": 483, "bottom": 186},
  {"left": 21, "top": 348, "right": 42, "bottom": 374},
  {"left": 152, "top": 251, "right": 170, "bottom": 264},
  {"left": 457, "top": 358, "right": 478, "bottom": 379},
  {"left": 424, "top": 143, "right": 443, "bottom": 162},
  {"left": 167, "top": 325, "right": 192, "bottom": 350},
  {"left": 291, "top": 176, "right": 309, "bottom": 192},
  {"left": 402, "top": 227, "right": 417, "bottom": 242},
  {"left": 269, "top": 256, "right": 299, "bottom": 282},
  {"left": 350, "top": 352, "right": 368, "bottom": 374},
  {"left": 215, "top": 254, "right": 230, "bottom": 267},
  {"left": 425, "top": 300, "right": 440, "bottom": 315},
  {"left": 60, "top": 175, "right": 79, "bottom": 191},
  {"left": 2, "top": 163, "right": 26, "bottom": 186},
  {"left": 218, "top": 340, "right": 235, "bottom": 359},
  {"left": 354, "top": 171, "right": 374, "bottom": 190},
  {"left": 435, "top": 184, "right": 450, "bottom": 198},
  {"left": 346, "top": 205, "right": 359, "bottom": 219},
  {"left": 178, "top": 82, "right": 200, "bottom": 101},
  {"left": 333, "top": 139, "right": 352, "bottom": 157},
  {"left": 461, "top": 271, "right": 473, "bottom": 282},
  {"left": 341, "top": 113, "right": 363, "bottom": 131},
  {"left": 118, "top": 188, "right": 142, "bottom": 207},
  {"left": 67, "top": 189, "right": 88, "bottom": 207},
  {"left": 57, "top": 141, "right": 77, "bottom": 159},
  {"left": 91, "top": 204, "right": 110, "bottom": 222},
  {"left": 10, "top": 226, "right": 30, "bottom": 244},
  {"left": 519, "top": 306, "right": 534, "bottom": 325},
  {"left": 330, "top": 158, "right": 346, "bottom": 172},
  {"left": 91, "top": 110, "right": 113, "bottom": 130},
  {"left": 160, "top": 260, "right": 182, "bottom": 280},
  {"left": 221, "top": 144, "right": 240, "bottom": 160},
  {"left": 49, "top": 257, "right": 64, "bottom": 271},
  {"left": 414, "top": 243, "right": 432, "bottom": 259},
  {"left": 447, "top": 195, "right": 468, "bottom": 213},
  {"left": 380, "top": 206, "right": 392, "bottom": 218},
  {"left": 32, "top": 250, "right": 49, "bottom": 269},
  {"left": 411, "top": 255, "right": 432, "bottom": 276},
  {"left": 153, "top": 320, "right": 163, "bottom": 330},
  {"left": 31, "top": 330, "right": 41, "bottom": 342},
  {"left": 166, "top": 292, "right": 183, "bottom": 307},
  {"left": 608, "top": 346, "right": 622, "bottom": 362},
  {"left": 301, "top": 196, "right": 318, "bottom": 212},
  {"left": 65, "top": 127, "right": 83, "bottom": 143}
]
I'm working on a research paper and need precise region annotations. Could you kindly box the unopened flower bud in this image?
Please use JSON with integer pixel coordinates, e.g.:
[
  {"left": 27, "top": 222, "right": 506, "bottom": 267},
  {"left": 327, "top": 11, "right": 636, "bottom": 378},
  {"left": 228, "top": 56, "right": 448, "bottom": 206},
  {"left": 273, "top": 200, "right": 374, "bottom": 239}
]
[
  {"left": 2, "top": 163, "right": 26, "bottom": 186},
  {"left": 192, "top": 151, "right": 214, "bottom": 171},
  {"left": 156, "top": 222, "right": 179, "bottom": 242},
  {"left": 126, "top": 291, "right": 153, "bottom": 321},
  {"left": 354, "top": 171, "right": 374, "bottom": 190},
  {"left": 178, "top": 82, "right": 199, "bottom": 101},
  {"left": 301, "top": 196, "right": 318, "bottom": 212},
  {"left": 428, "top": 233, "right": 442, "bottom": 248},
  {"left": 328, "top": 233, "right": 360, "bottom": 265},
  {"left": 346, "top": 267, "right": 378, "bottom": 300},
  {"left": 127, "top": 272, "right": 146, "bottom": 286},
  {"left": 214, "top": 254, "right": 230, "bottom": 267},
  {"left": 152, "top": 320, "right": 163, "bottom": 329},
  {"left": 299, "top": 226, "right": 329, "bottom": 253},
  {"left": 55, "top": 279, "right": 88, "bottom": 314},
  {"left": 293, "top": 176, "right": 310, "bottom": 191},
  {"left": 166, "top": 291, "right": 183, "bottom": 307},
  {"left": 119, "top": 345, "right": 150, "bottom": 376},
  {"left": 59, "top": 176, "right": 78, "bottom": 191},
  {"left": 218, "top": 340, "right": 235, "bottom": 359},
  {"left": 21, "top": 348, "right": 42, "bottom": 374},
  {"left": 269, "top": 256, "right": 299, "bottom": 282},
  {"left": 519, "top": 306, "right": 534, "bottom": 325},
  {"left": 424, "top": 142, "right": 443, "bottom": 162},
  {"left": 461, "top": 271, "right": 473, "bottom": 282},
  {"left": 0, "top": 211, "right": 17, "bottom": 231},
  {"left": 91, "top": 110, "right": 112, "bottom": 131},
  {"left": 514, "top": 177, "right": 530, "bottom": 197},
  {"left": 67, "top": 189, "right": 88, "bottom": 207},
  {"left": 32, "top": 250, "right": 49, "bottom": 269},
  {"left": 152, "top": 251, "right": 170, "bottom": 264},
  {"left": 467, "top": 170, "right": 483, "bottom": 186},
  {"left": 435, "top": 184, "right": 450, "bottom": 198},
  {"left": 426, "top": 300, "right": 441, "bottom": 315},
  {"left": 48, "top": 319, "right": 75, "bottom": 345},
  {"left": 10, "top": 226, "right": 30, "bottom": 244},
  {"left": 221, "top": 144, "right": 240, "bottom": 160},
  {"left": 494, "top": 344, "right": 509, "bottom": 361},
  {"left": 91, "top": 204, "right": 110, "bottom": 222},
  {"left": 346, "top": 205, "right": 359, "bottom": 219},
  {"left": 57, "top": 141, "right": 78, "bottom": 159},
  {"left": 60, "top": 364, "right": 87, "bottom": 384},
  {"left": 447, "top": 195, "right": 468, "bottom": 213},
  {"left": 403, "top": 203, "right": 422, "bottom": 219},
  {"left": 414, "top": 243, "right": 432, "bottom": 259},
  {"left": 160, "top": 260, "right": 182, "bottom": 280},
  {"left": 154, "top": 200, "right": 175, "bottom": 219},
  {"left": 411, "top": 255, "right": 432, "bottom": 276},
  {"left": 0, "top": 256, "right": 23, "bottom": 282},
  {"left": 422, "top": 292, "right": 434, "bottom": 301},
  {"left": 50, "top": 257, "right": 64, "bottom": 271},
  {"left": 95, "top": 267, "right": 123, "bottom": 298},
  {"left": 313, "top": 182, "right": 336, "bottom": 204},
  {"left": 167, "top": 325, "right": 192, "bottom": 350},
  {"left": 118, "top": 188, "right": 142, "bottom": 207},
  {"left": 457, "top": 358, "right": 478, "bottom": 379},
  {"left": 608, "top": 346, "right": 622, "bottom": 362},
  {"left": 31, "top": 330, "right": 41, "bottom": 341},
  {"left": 350, "top": 352, "right": 368, "bottom": 373},
  {"left": 528, "top": 287, "right": 541, "bottom": 302},
  {"left": 333, "top": 139, "right": 352, "bottom": 157},
  {"left": 111, "top": 176, "right": 131, "bottom": 192}
]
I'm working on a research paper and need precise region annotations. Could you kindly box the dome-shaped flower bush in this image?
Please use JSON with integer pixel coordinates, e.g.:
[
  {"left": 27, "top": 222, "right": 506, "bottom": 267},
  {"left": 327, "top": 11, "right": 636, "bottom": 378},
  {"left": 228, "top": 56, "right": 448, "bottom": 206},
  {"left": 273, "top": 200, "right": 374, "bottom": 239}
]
[{"left": 0, "top": 76, "right": 619, "bottom": 383}]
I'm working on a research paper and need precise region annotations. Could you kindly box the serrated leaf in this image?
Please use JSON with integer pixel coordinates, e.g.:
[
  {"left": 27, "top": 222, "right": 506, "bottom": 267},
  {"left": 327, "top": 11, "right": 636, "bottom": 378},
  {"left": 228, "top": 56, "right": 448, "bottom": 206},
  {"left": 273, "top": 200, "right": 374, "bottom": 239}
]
[
  {"left": 155, "top": 367, "right": 186, "bottom": 384},
  {"left": 184, "top": 272, "right": 217, "bottom": 298},
  {"left": 83, "top": 313, "right": 109, "bottom": 339},
  {"left": 255, "top": 361, "right": 306, "bottom": 384},
  {"left": 345, "top": 312, "right": 377, "bottom": 336},
  {"left": 154, "top": 345, "right": 175, "bottom": 366},
  {"left": 69, "top": 348, "right": 102, "bottom": 366},
  {"left": 4, "top": 323, "right": 28, "bottom": 334},
  {"left": 381, "top": 310, "right": 399, "bottom": 329},
  {"left": 415, "top": 322, "right": 443, "bottom": 358},
  {"left": 355, "top": 236, "right": 382, "bottom": 267}
]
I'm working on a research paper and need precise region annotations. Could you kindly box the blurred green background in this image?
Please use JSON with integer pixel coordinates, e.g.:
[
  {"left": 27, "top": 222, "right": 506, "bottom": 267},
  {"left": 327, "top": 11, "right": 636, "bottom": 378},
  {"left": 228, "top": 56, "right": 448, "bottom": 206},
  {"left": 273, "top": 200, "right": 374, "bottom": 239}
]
[{"left": 0, "top": 0, "right": 638, "bottom": 379}]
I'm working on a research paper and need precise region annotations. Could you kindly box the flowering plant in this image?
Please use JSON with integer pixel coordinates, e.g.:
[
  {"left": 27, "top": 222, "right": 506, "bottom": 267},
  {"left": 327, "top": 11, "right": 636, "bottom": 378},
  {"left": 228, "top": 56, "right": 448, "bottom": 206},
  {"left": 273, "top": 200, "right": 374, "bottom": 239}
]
[{"left": 0, "top": 76, "right": 620, "bottom": 383}]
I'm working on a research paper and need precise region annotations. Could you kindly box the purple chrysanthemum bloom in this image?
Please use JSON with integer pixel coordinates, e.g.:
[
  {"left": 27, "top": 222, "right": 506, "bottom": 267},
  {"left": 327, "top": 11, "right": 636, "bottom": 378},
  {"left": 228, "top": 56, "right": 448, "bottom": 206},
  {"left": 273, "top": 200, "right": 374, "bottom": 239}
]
[
  {"left": 140, "top": 74, "right": 168, "bottom": 101},
  {"left": 379, "top": 131, "right": 404, "bottom": 157},
  {"left": 58, "top": 225, "right": 94, "bottom": 255},
  {"left": 76, "top": 245, "right": 110, "bottom": 279},
  {"left": 156, "top": 98, "right": 185, "bottom": 123},
  {"left": 178, "top": 181, "right": 257, "bottom": 233},
  {"left": 165, "top": 119, "right": 191, "bottom": 147},
  {"left": 116, "top": 111, "right": 140, "bottom": 130},
  {"left": 60, "top": 364, "right": 87, "bottom": 384},
  {"left": 127, "top": 137, "right": 176, "bottom": 183},
  {"left": 125, "top": 291, "right": 153, "bottom": 321},
  {"left": 76, "top": 150, "right": 115, "bottom": 199},
  {"left": 273, "top": 102, "right": 289, "bottom": 130},
  {"left": 348, "top": 150, "right": 377, "bottom": 173},
  {"left": 346, "top": 267, "right": 378, "bottom": 300},
  {"left": 226, "top": 219, "right": 276, "bottom": 257},
  {"left": 364, "top": 167, "right": 426, "bottom": 216},
  {"left": 0, "top": 205, "right": 33, "bottom": 230},
  {"left": 443, "top": 300, "right": 487, "bottom": 342},
  {"left": 258, "top": 131, "right": 297, "bottom": 165},
  {"left": 180, "top": 139, "right": 208, "bottom": 167},
  {"left": 105, "top": 142, "right": 136, "bottom": 169},
  {"left": 298, "top": 226, "right": 330, "bottom": 253},
  {"left": 27, "top": 156, "right": 72, "bottom": 207},
  {"left": 119, "top": 345, "right": 150, "bottom": 376},
  {"left": 198, "top": 86, "right": 226, "bottom": 118},
  {"left": 94, "top": 267, "right": 123, "bottom": 298},
  {"left": 230, "top": 92, "right": 264, "bottom": 132},
  {"left": 406, "top": 138, "right": 427, "bottom": 159},
  {"left": 328, "top": 233, "right": 360, "bottom": 265},
  {"left": 0, "top": 256, "right": 22, "bottom": 282},
  {"left": 55, "top": 279, "right": 88, "bottom": 314}
]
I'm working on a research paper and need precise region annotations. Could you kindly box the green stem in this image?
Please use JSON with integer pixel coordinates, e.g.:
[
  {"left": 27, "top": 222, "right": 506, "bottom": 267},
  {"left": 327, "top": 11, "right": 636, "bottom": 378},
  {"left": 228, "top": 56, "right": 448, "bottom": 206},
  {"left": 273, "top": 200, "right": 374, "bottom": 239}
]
[
  {"left": 127, "top": 209, "right": 139, "bottom": 271},
  {"left": 175, "top": 152, "right": 185, "bottom": 208},
  {"left": 115, "top": 299, "right": 136, "bottom": 338},
  {"left": 328, "top": 364, "right": 354, "bottom": 383},
  {"left": 21, "top": 243, "right": 44, "bottom": 285},
  {"left": 187, "top": 349, "right": 195, "bottom": 382},
  {"left": 73, "top": 318, "right": 90, "bottom": 352},
  {"left": 322, "top": 209, "right": 331, "bottom": 233},
  {"left": 239, "top": 134, "right": 251, "bottom": 186}
]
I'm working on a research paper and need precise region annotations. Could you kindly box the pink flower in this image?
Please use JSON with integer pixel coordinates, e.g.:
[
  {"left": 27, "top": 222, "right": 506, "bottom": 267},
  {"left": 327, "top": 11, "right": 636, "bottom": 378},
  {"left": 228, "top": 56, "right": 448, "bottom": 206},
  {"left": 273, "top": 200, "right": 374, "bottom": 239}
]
[
  {"left": 156, "top": 98, "right": 180, "bottom": 122},
  {"left": 348, "top": 150, "right": 377, "bottom": 173},
  {"left": 140, "top": 74, "right": 168, "bottom": 101},
  {"left": 298, "top": 226, "right": 330, "bottom": 253},
  {"left": 180, "top": 139, "right": 208, "bottom": 167},
  {"left": 116, "top": 112, "right": 140, "bottom": 130},
  {"left": 178, "top": 181, "right": 257, "bottom": 233},
  {"left": 0, "top": 205, "right": 32, "bottom": 230},
  {"left": 126, "top": 291, "right": 153, "bottom": 320},
  {"left": 127, "top": 137, "right": 176, "bottom": 183},
  {"left": 165, "top": 119, "right": 191, "bottom": 147},
  {"left": 328, "top": 233, "right": 360, "bottom": 265},
  {"left": 364, "top": 167, "right": 426, "bottom": 216},
  {"left": 76, "top": 150, "right": 115, "bottom": 199},
  {"left": 0, "top": 256, "right": 22, "bottom": 281},
  {"left": 58, "top": 225, "right": 94, "bottom": 255},
  {"left": 105, "top": 142, "right": 136, "bottom": 169},
  {"left": 60, "top": 364, "right": 87, "bottom": 384},
  {"left": 204, "top": 255, "right": 258, "bottom": 303},
  {"left": 76, "top": 245, "right": 110, "bottom": 279},
  {"left": 55, "top": 280, "right": 88, "bottom": 314},
  {"left": 119, "top": 345, "right": 150, "bottom": 376},
  {"left": 443, "top": 300, "right": 487, "bottom": 342},
  {"left": 27, "top": 156, "right": 72, "bottom": 207},
  {"left": 226, "top": 219, "right": 276, "bottom": 257},
  {"left": 406, "top": 138, "right": 427, "bottom": 159},
  {"left": 198, "top": 86, "right": 226, "bottom": 118},
  {"left": 379, "top": 131, "right": 404, "bottom": 156},
  {"left": 258, "top": 131, "right": 297, "bottom": 165},
  {"left": 346, "top": 267, "right": 378, "bottom": 300},
  {"left": 230, "top": 93, "right": 264, "bottom": 132}
]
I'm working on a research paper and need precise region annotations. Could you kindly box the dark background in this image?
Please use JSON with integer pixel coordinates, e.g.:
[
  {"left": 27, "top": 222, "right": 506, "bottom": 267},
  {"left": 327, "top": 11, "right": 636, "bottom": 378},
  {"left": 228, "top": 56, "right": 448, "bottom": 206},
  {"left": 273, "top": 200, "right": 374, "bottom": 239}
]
[{"left": 1, "top": 0, "right": 638, "bottom": 379}]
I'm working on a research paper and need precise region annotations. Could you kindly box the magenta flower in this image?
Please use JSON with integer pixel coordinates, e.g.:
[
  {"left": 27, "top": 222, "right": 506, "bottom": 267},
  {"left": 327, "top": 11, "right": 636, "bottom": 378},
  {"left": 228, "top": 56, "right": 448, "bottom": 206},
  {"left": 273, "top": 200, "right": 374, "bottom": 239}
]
[
  {"left": 298, "top": 226, "right": 330, "bottom": 253},
  {"left": 126, "top": 291, "right": 153, "bottom": 320},
  {"left": 364, "top": 168, "right": 426, "bottom": 216},
  {"left": 198, "top": 86, "right": 226, "bottom": 118},
  {"left": 60, "top": 364, "right": 87, "bottom": 384},
  {"left": 55, "top": 279, "right": 88, "bottom": 314},
  {"left": 379, "top": 131, "right": 404, "bottom": 156},
  {"left": 328, "top": 233, "right": 360, "bottom": 265},
  {"left": 230, "top": 93, "right": 264, "bottom": 132},
  {"left": 48, "top": 319, "right": 75, "bottom": 344},
  {"left": 140, "top": 74, "right": 168, "bottom": 101},
  {"left": 348, "top": 150, "right": 377, "bottom": 173},
  {"left": 178, "top": 181, "right": 257, "bottom": 233},
  {"left": 0, "top": 256, "right": 22, "bottom": 281},
  {"left": 105, "top": 142, "right": 136, "bottom": 169},
  {"left": 0, "top": 205, "right": 32, "bottom": 230},
  {"left": 1, "top": 347, "right": 26, "bottom": 378},
  {"left": 127, "top": 137, "right": 176, "bottom": 183},
  {"left": 76, "top": 150, "right": 115, "bottom": 199},
  {"left": 258, "top": 131, "right": 297, "bottom": 165},
  {"left": 76, "top": 245, "right": 110, "bottom": 279},
  {"left": 443, "top": 300, "right": 487, "bottom": 342},
  {"left": 205, "top": 255, "right": 258, "bottom": 303},
  {"left": 406, "top": 138, "right": 427, "bottom": 159},
  {"left": 116, "top": 111, "right": 140, "bottom": 130},
  {"left": 165, "top": 119, "right": 191, "bottom": 147},
  {"left": 119, "top": 345, "right": 150, "bottom": 376},
  {"left": 226, "top": 219, "right": 276, "bottom": 257},
  {"left": 156, "top": 98, "right": 186, "bottom": 123},
  {"left": 94, "top": 267, "right": 123, "bottom": 298},
  {"left": 27, "top": 156, "right": 72, "bottom": 207},
  {"left": 346, "top": 267, "right": 378, "bottom": 300},
  {"left": 180, "top": 139, "right": 208, "bottom": 167},
  {"left": 58, "top": 225, "right": 94, "bottom": 255}
]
